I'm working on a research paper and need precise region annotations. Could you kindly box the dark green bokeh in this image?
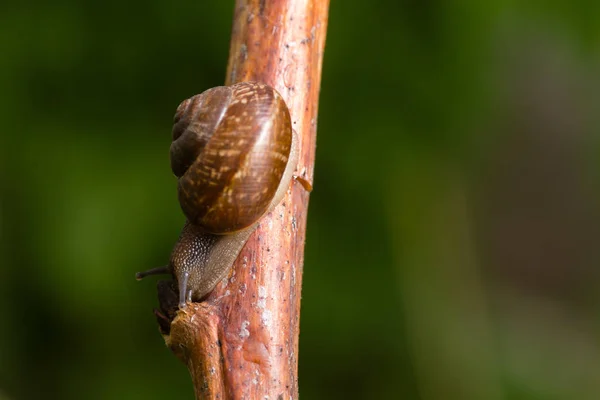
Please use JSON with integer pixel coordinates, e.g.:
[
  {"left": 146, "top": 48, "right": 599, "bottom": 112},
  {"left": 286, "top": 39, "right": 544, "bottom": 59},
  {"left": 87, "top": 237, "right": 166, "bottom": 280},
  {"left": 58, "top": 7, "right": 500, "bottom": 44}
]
[{"left": 1, "top": 1, "right": 599, "bottom": 399}]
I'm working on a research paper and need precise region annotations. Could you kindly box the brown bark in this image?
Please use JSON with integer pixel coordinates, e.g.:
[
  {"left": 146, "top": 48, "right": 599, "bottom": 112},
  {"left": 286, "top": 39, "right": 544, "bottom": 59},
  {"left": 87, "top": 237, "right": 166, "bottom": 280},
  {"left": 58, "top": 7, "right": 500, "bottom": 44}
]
[{"left": 161, "top": 1, "right": 329, "bottom": 399}]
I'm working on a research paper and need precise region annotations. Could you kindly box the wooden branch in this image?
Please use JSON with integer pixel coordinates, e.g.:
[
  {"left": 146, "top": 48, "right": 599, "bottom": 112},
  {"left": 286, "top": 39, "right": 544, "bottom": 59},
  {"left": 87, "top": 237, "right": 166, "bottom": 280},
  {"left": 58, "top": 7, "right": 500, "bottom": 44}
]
[{"left": 158, "top": 1, "right": 329, "bottom": 398}]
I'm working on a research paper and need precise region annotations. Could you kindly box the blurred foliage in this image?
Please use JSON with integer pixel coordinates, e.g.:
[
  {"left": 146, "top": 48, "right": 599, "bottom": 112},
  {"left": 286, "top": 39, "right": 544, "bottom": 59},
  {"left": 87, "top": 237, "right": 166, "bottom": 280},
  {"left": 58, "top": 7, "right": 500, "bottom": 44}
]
[{"left": 1, "top": 1, "right": 599, "bottom": 399}]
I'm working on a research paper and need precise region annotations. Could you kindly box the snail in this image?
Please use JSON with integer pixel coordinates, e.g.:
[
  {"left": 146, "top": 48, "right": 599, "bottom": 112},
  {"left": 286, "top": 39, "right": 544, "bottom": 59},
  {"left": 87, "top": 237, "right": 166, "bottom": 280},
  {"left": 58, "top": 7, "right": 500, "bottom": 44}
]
[{"left": 136, "top": 81, "right": 300, "bottom": 307}]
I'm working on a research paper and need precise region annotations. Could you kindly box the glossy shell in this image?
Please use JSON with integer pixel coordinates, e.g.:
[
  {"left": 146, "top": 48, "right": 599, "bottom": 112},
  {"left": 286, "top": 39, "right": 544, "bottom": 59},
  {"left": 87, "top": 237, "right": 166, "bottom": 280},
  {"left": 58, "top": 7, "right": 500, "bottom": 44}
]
[{"left": 170, "top": 82, "right": 293, "bottom": 234}]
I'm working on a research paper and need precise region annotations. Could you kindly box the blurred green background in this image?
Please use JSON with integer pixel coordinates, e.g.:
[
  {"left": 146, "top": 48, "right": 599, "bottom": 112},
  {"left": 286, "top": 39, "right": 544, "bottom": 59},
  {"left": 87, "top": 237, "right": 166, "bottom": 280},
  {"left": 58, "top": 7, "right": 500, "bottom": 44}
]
[{"left": 1, "top": 1, "right": 599, "bottom": 399}]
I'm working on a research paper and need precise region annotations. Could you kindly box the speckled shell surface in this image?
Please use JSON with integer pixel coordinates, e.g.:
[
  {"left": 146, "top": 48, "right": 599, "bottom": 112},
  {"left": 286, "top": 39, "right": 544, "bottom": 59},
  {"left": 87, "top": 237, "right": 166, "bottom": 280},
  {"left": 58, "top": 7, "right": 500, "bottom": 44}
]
[{"left": 170, "top": 82, "right": 293, "bottom": 234}]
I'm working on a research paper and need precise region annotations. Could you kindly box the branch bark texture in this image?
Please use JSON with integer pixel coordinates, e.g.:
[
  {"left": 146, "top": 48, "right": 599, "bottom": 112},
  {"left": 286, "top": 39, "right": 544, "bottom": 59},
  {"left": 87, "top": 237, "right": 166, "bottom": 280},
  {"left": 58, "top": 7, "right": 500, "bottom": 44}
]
[{"left": 162, "top": 1, "right": 329, "bottom": 399}]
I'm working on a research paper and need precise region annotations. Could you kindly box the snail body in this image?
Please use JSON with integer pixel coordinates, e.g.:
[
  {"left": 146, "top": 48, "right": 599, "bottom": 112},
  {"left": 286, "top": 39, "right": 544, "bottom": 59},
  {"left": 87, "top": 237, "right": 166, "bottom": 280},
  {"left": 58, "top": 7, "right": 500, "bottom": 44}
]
[{"left": 137, "top": 82, "right": 298, "bottom": 306}]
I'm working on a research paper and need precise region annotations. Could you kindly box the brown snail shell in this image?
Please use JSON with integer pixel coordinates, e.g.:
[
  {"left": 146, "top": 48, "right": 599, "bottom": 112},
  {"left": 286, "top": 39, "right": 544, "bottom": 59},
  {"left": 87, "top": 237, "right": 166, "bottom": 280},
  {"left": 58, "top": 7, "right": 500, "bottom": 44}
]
[{"left": 171, "top": 82, "right": 293, "bottom": 234}]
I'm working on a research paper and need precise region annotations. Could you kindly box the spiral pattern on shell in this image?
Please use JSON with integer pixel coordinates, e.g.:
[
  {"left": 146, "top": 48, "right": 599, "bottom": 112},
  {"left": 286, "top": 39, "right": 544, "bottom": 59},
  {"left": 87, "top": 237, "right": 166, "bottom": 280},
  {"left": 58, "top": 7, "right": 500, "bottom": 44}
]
[{"left": 170, "top": 82, "right": 293, "bottom": 234}]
